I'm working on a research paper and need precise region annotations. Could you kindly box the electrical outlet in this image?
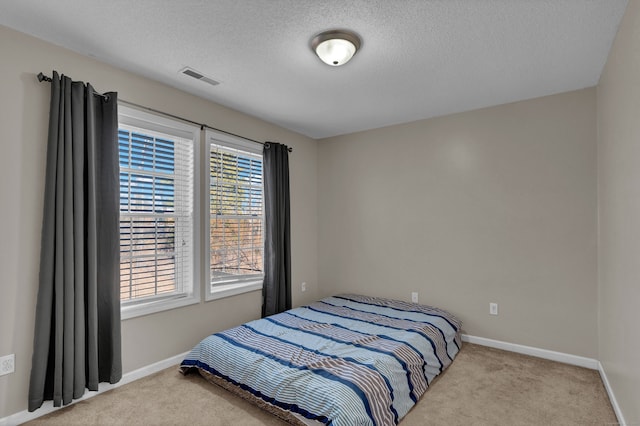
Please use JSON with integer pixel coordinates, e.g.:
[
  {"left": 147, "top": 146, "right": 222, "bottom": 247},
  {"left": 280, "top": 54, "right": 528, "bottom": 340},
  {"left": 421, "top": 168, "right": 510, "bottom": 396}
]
[
  {"left": 411, "top": 292, "right": 419, "bottom": 303},
  {"left": 301, "top": 282, "right": 306, "bottom": 292},
  {"left": 0, "top": 354, "right": 15, "bottom": 376},
  {"left": 489, "top": 303, "right": 498, "bottom": 316}
]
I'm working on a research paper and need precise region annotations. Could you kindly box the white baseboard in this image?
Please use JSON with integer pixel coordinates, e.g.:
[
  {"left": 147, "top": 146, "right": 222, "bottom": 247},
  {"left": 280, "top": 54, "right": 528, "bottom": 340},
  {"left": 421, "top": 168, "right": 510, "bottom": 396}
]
[
  {"left": 461, "top": 334, "right": 599, "bottom": 369},
  {"left": 0, "top": 351, "right": 188, "bottom": 426},
  {"left": 462, "top": 334, "right": 627, "bottom": 426},
  {"left": 598, "top": 361, "right": 628, "bottom": 426}
]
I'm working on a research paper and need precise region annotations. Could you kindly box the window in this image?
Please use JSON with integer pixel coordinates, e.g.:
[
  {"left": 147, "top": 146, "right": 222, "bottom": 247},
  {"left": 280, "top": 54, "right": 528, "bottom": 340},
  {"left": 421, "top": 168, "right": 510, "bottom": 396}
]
[
  {"left": 117, "top": 107, "right": 263, "bottom": 315},
  {"left": 206, "top": 129, "right": 264, "bottom": 300},
  {"left": 118, "top": 106, "right": 200, "bottom": 319}
]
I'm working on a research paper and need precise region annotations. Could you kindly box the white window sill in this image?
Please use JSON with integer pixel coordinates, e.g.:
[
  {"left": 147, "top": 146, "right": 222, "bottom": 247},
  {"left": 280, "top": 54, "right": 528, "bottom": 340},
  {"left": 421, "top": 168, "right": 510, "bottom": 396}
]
[
  {"left": 206, "top": 280, "right": 263, "bottom": 301},
  {"left": 121, "top": 294, "right": 200, "bottom": 320}
]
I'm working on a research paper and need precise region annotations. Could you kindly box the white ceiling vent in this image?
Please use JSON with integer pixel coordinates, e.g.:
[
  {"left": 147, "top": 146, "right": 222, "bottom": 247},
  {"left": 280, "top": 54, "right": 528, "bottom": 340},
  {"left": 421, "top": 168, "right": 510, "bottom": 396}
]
[{"left": 180, "top": 67, "right": 220, "bottom": 86}]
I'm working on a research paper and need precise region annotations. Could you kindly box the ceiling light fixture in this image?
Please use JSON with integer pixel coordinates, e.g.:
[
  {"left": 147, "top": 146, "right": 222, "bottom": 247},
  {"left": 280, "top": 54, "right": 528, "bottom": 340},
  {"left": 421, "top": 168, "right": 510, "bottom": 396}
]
[{"left": 311, "top": 30, "right": 361, "bottom": 67}]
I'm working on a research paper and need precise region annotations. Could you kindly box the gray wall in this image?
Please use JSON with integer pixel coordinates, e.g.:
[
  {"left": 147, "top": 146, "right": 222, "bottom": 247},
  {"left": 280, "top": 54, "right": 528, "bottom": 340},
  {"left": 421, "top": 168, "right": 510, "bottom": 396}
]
[
  {"left": 597, "top": 0, "right": 640, "bottom": 423},
  {"left": 0, "top": 25, "right": 318, "bottom": 418},
  {"left": 317, "top": 88, "right": 598, "bottom": 358}
]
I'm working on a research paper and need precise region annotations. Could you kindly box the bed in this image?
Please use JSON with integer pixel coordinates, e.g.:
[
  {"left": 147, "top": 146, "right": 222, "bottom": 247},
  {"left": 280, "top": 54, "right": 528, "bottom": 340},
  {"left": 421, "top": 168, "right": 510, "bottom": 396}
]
[{"left": 180, "top": 294, "right": 462, "bottom": 425}]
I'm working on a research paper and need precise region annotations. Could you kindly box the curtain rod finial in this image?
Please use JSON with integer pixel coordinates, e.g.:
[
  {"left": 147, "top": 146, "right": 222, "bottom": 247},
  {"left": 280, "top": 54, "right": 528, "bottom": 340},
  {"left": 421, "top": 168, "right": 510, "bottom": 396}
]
[
  {"left": 264, "top": 141, "right": 293, "bottom": 153},
  {"left": 37, "top": 72, "right": 52, "bottom": 83}
]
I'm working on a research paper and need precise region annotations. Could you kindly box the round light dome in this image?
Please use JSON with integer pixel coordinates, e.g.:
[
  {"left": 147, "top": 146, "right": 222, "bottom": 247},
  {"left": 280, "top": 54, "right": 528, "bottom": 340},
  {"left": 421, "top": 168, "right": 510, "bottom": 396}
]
[{"left": 311, "top": 30, "right": 361, "bottom": 67}]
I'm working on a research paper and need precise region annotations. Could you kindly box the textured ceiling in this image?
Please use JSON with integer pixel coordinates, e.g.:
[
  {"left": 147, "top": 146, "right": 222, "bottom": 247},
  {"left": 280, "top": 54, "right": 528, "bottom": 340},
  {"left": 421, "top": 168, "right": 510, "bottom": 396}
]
[{"left": 0, "top": 0, "right": 628, "bottom": 139}]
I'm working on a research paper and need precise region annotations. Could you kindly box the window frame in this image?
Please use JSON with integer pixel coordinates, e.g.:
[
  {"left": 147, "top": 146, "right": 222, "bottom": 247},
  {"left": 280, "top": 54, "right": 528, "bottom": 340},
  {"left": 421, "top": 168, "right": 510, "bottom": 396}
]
[
  {"left": 118, "top": 105, "right": 201, "bottom": 320},
  {"left": 205, "top": 129, "right": 265, "bottom": 301}
]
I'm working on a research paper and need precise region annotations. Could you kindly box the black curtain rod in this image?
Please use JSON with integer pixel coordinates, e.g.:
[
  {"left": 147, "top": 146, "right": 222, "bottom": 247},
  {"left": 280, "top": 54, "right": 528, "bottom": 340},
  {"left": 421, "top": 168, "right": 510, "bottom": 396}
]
[
  {"left": 38, "top": 72, "right": 110, "bottom": 101},
  {"left": 37, "top": 72, "right": 292, "bottom": 153}
]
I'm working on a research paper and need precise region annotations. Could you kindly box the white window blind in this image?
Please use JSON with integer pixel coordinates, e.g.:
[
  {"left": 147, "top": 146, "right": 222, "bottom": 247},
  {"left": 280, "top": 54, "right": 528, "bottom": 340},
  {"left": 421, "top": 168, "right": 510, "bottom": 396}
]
[
  {"left": 118, "top": 107, "right": 198, "bottom": 315},
  {"left": 208, "top": 133, "right": 264, "bottom": 297}
]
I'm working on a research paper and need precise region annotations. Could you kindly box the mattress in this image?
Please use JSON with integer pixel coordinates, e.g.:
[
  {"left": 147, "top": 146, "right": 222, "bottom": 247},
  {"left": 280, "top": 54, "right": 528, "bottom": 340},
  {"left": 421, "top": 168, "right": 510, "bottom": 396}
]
[{"left": 180, "top": 294, "right": 462, "bottom": 425}]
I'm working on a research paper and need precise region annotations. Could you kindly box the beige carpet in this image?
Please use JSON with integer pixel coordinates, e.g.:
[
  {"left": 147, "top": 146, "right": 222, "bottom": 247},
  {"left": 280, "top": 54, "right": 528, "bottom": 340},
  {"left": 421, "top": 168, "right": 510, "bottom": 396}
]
[{"left": 24, "top": 343, "right": 617, "bottom": 425}]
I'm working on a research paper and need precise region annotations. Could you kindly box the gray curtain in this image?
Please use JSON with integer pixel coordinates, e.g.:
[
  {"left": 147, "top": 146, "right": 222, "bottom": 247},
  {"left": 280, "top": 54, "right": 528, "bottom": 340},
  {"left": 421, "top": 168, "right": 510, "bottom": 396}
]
[
  {"left": 262, "top": 142, "right": 291, "bottom": 317},
  {"left": 28, "top": 71, "right": 121, "bottom": 412}
]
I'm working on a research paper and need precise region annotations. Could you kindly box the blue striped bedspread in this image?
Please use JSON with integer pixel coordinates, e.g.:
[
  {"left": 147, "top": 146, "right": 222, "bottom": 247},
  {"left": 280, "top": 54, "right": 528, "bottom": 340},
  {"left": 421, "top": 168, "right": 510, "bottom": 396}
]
[{"left": 180, "top": 294, "right": 462, "bottom": 425}]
